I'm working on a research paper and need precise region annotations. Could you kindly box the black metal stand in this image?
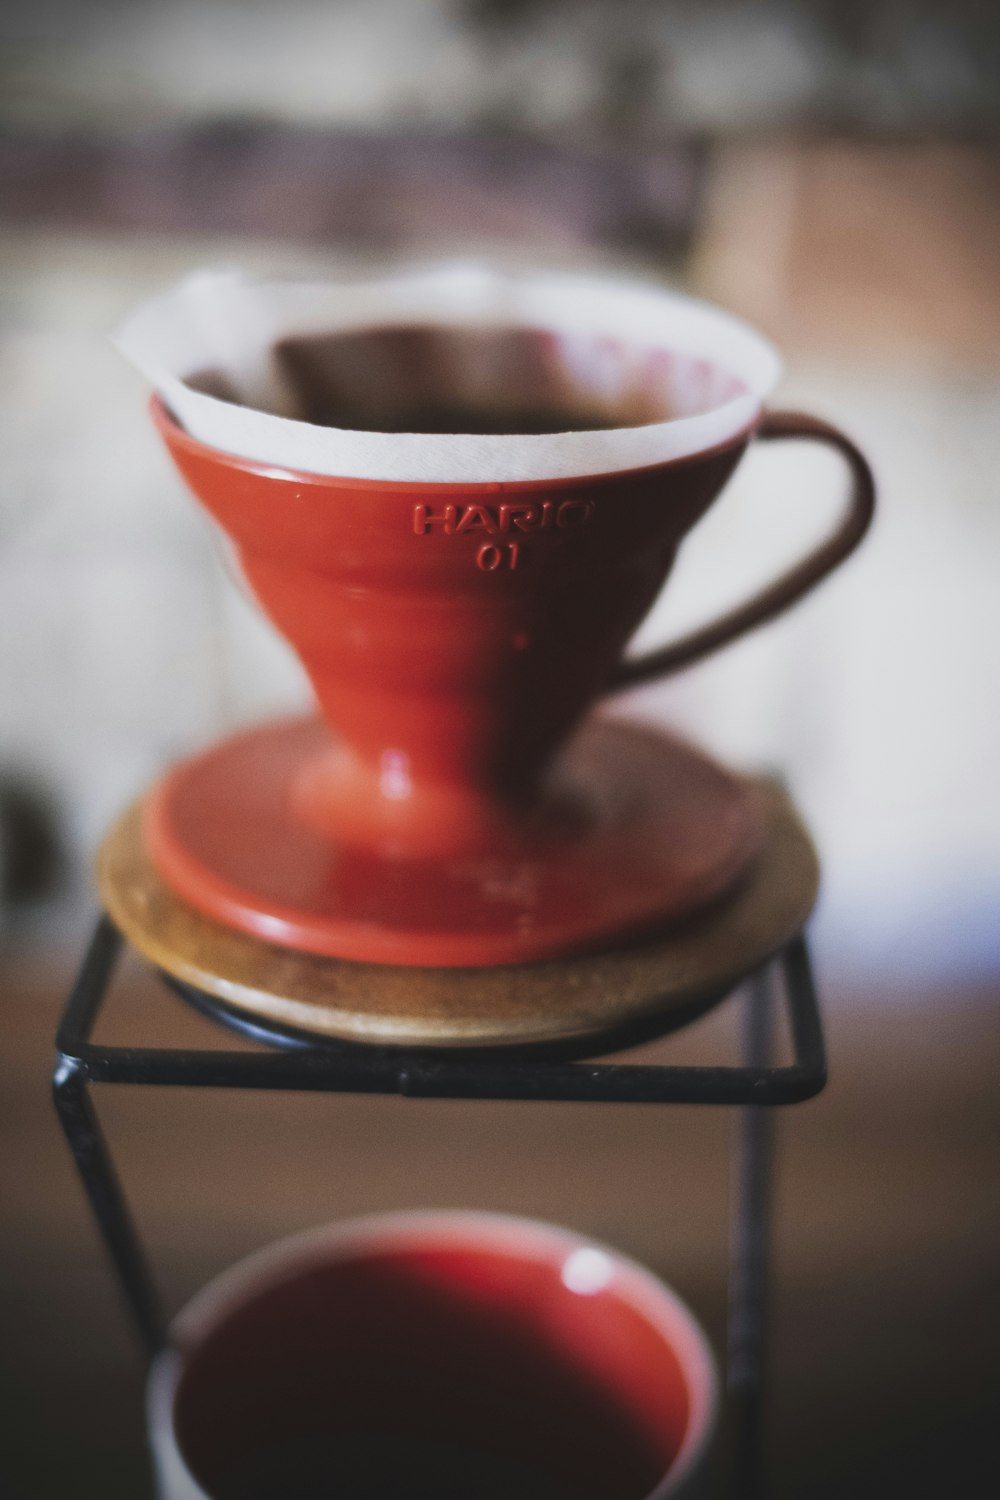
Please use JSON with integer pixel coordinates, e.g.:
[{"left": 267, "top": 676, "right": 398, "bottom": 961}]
[{"left": 53, "top": 916, "right": 826, "bottom": 1499}]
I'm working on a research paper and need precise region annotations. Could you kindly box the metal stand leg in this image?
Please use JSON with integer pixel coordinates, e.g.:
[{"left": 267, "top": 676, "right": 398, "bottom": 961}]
[
  {"left": 51, "top": 923, "right": 165, "bottom": 1358},
  {"left": 728, "top": 966, "right": 776, "bottom": 1499}
]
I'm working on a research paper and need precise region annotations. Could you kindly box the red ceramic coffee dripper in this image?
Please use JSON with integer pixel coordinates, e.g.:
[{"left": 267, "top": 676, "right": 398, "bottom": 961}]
[{"left": 143, "top": 383, "right": 873, "bottom": 966}]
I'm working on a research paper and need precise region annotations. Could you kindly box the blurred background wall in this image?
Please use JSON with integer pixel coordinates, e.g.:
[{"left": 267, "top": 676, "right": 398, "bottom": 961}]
[{"left": 1, "top": 0, "right": 999, "bottom": 986}]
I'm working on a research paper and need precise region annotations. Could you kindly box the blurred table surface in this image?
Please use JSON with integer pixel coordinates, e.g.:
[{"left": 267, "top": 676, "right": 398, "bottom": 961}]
[{"left": 0, "top": 937, "right": 997, "bottom": 1499}]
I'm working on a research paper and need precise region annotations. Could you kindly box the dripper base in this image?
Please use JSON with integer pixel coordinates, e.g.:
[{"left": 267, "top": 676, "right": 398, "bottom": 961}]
[
  {"left": 142, "top": 716, "right": 766, "bottom": 968},
  {"left": 100, "top": 776, "right": 819, "bottom": 1047}
]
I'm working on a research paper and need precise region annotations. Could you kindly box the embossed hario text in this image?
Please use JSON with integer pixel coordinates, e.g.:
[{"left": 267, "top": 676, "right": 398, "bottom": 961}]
[{"left": 412, "top": 498, "right": 596, "bottom": 570}]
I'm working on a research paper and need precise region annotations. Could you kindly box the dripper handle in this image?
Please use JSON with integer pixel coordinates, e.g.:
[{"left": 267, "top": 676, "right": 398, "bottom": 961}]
[{"left": 606, "top": 410, "right": 876, "bottom": 691}]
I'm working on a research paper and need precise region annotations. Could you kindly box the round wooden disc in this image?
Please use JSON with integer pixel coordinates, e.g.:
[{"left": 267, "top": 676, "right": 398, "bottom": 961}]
[{"left": 97, "top": 778, "right": 818, "bottom": 1049}]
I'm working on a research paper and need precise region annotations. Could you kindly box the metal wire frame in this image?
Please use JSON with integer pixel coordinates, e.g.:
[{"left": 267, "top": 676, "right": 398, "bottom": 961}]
[{"left": 52, "top": 915, "right": 826, "bottom": 1499}]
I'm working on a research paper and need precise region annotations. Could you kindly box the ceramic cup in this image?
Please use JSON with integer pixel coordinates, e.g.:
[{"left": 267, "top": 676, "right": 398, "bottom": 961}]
[
  {"left": 141, "top": 276, "right": 875, "bottom": 965},
  {"left": 149, "top": 1212, "right": 718, "bottom": 1500}
]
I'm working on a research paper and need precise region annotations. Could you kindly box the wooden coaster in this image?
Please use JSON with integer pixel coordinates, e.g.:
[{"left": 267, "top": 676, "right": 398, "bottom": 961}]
[{"left": 97, "top": 781, "right": 818, "bottom": 1049}]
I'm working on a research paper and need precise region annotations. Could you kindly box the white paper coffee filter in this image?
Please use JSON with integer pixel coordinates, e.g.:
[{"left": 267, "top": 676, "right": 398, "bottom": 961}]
[{"left": 113, "top": 264, "right": 782, "bottom": 483}]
